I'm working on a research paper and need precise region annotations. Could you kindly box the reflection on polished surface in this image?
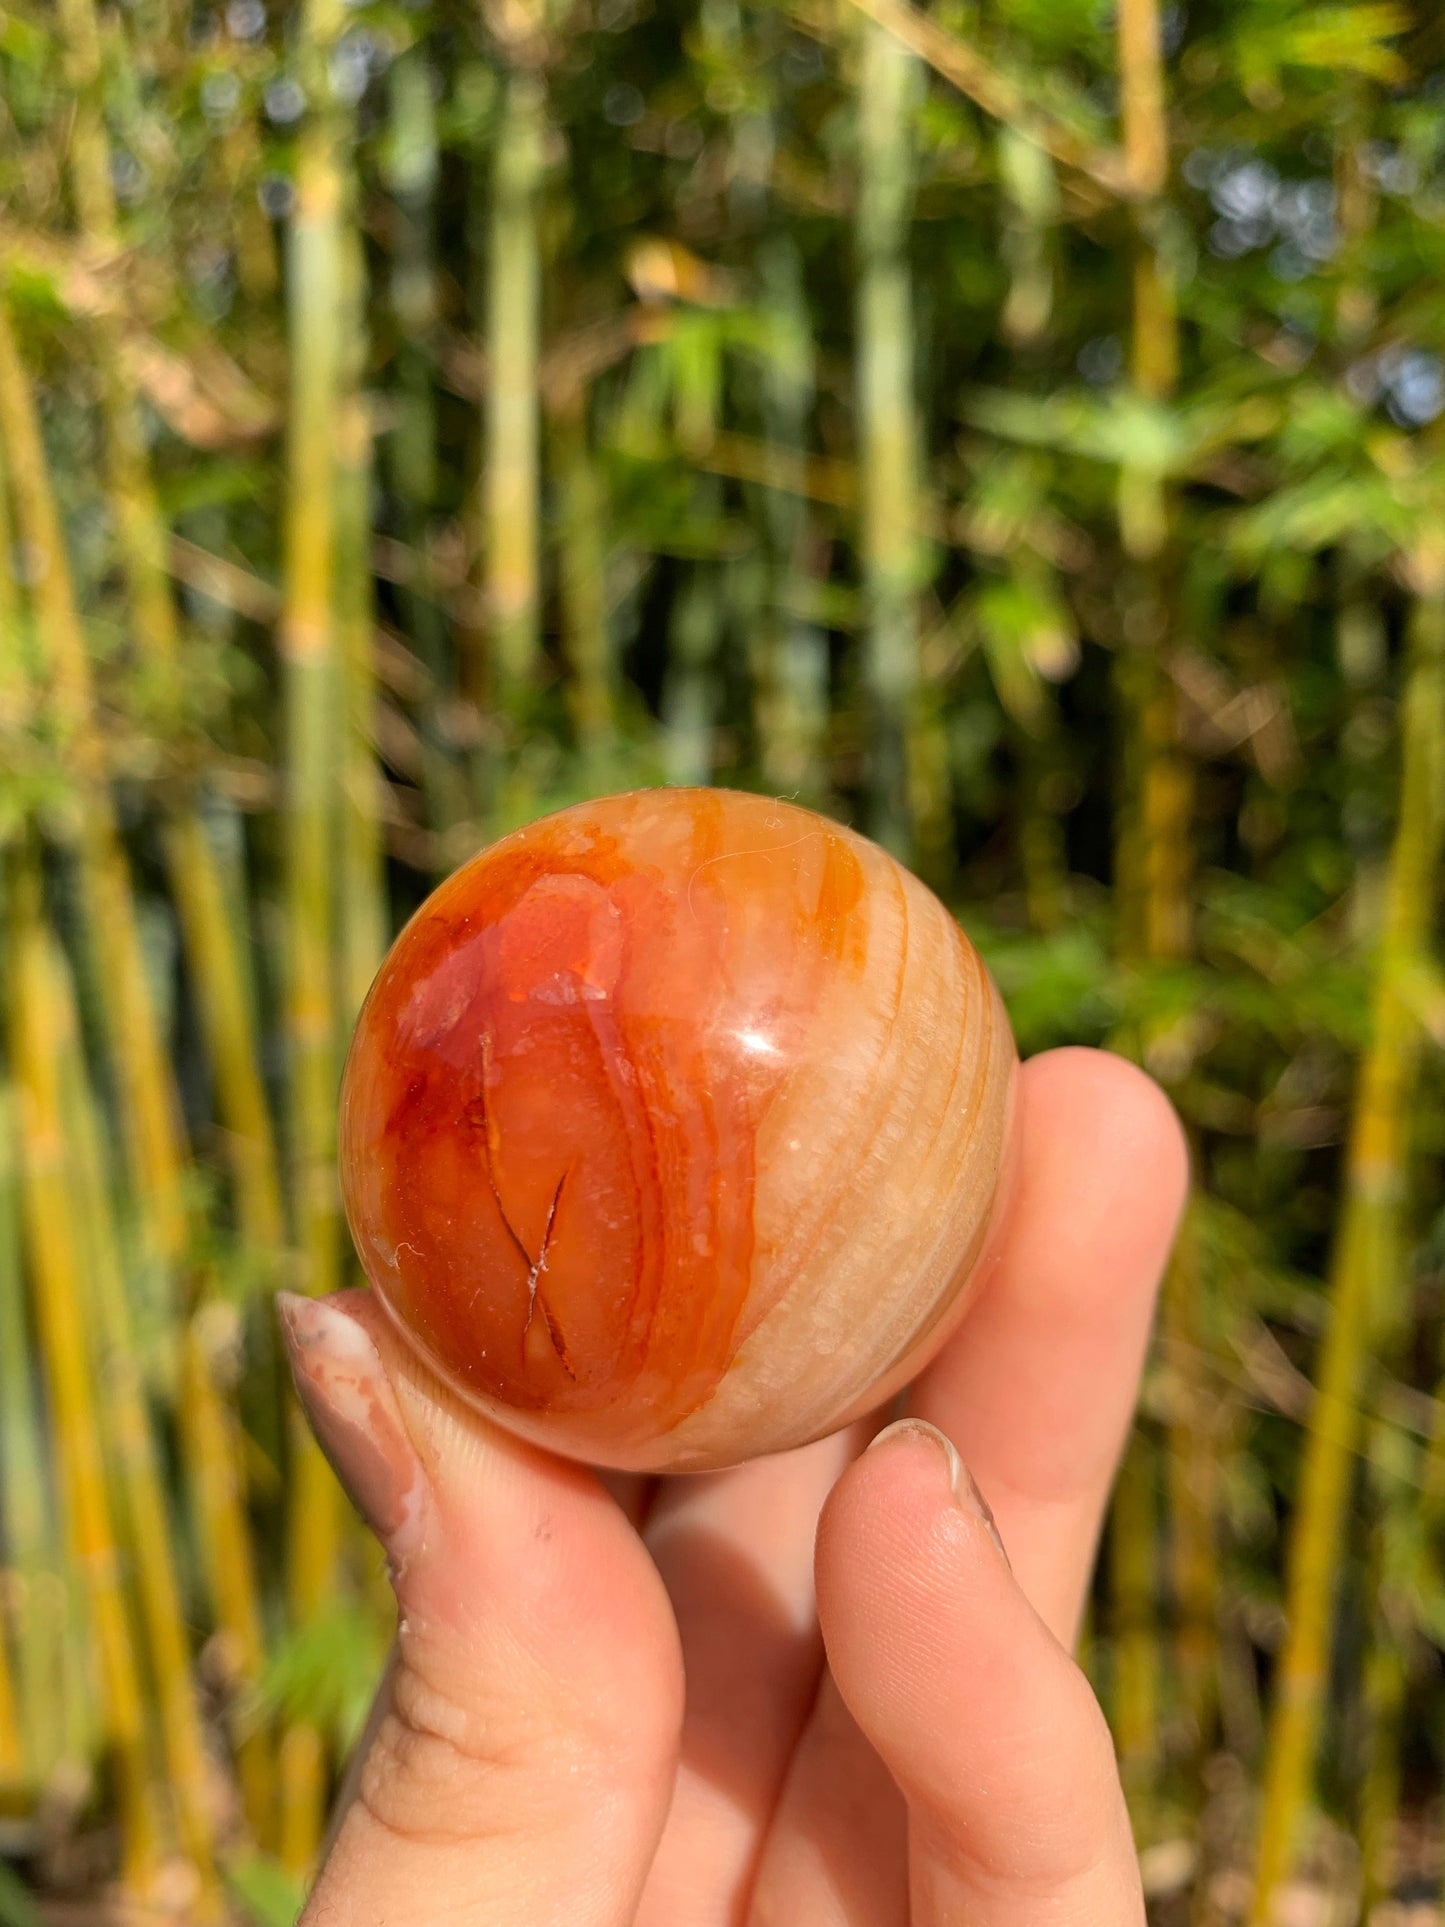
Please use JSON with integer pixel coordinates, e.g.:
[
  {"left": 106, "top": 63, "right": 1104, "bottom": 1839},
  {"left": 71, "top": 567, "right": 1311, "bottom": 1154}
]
[{"left": 340, "top": 788, "right": 1017, "bottom": 1471}]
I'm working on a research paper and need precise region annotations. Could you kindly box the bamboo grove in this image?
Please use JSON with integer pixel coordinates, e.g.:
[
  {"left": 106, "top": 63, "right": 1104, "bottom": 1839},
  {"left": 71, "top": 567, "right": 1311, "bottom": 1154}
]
[{"left": 0, "top": 0, "right": 1442, "bottom": 1917}]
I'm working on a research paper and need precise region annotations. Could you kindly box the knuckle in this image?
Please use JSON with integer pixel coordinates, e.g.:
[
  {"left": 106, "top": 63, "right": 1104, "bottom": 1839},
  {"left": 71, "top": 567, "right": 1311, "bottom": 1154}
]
[
  {"left": 355, "top": 1649, "right": 565, "bottom": 1845},
  {"left": 353, "top": 1630, "right": 678, "bottom": 1849}
]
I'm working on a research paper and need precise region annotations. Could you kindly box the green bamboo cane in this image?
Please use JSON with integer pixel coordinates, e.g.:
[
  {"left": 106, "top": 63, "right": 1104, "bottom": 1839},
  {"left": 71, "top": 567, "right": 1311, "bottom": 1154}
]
[
  {"left": 0, "top": 480, "right": 60, "bottom": 1799},
  {"left": 337, "top": 223, "right": 388, "bottom": 1021},
  {"left": 4, "top": 851, "right": 163, "bottom": 1890},
  {"left": 993, "top": 128, "right": 1071, "bottom": 930},
  {"left": 1250, "top": 564, "right": 1445, "bottom": 1923},
  {"left": 0, "top": 1086, "right": 54, "bottom": 1788},
  {"left": 0, "top": 325, "right": 229, "bottom": 1856},
  {"left": 754, "top": 236, "right": 830, "bottom": 806},
  {"left": 54, "top": 946, "right": 225, "bottom": 1915},
  {"left": 484, "top": 65, "right": 547, "bottom": 708},
  {"left": 855, "top": 19, "right": 925, "bottom": 862},
  {"left": 0, "top": 1090, "right": 25, "bottom": 1798},
  {"left": 278, "top": 0, "right": 351, "bottom": 1862},
  {"left": 997, "top": 123, "right": 1058, "bottom": 352},
  {"left": 701, "top": 0, "right": 779, "bottom": 814},
  {"left": 164, "top": 821, "right": 282, "bottom": 1841},
  {"left": 1333, "top": 132, "right": 1409, "bottom": 1916},
  {"left": 180, "top": 1293, "right": 276, "bottom": 1849},
  {"left": 1357, "top": 1437, "right": 1410, "bottom": 1920},
  {"left": 0, "top": 284, "right": 280, "bottom": 1856},
  {"left": 553, "top": 389, "right": 618, "bottom": 770},
  {"left": 56, "top": 0, "right": 287, "bottom": 1263},
  {"left": 383, "top": 48, "right": 464, "bottom": 842},
  {"left": 1162, "top": 1202, "right": 1220, "bottom": 1753},
  {"left": 662, "top": 484, "right": 725, "bottom": 788},
  {"left": 51, "top": 0, "right": 284, "bottom": 1841},
  {"left": 1107, "top": 0, "right": 1201, "bottom": 1811},
  {"left": 165, "top": 811, "right": 287, "bottom": 1257},
  {"left": 0, "top": 290, "right": 188, "bottom": 1266}
]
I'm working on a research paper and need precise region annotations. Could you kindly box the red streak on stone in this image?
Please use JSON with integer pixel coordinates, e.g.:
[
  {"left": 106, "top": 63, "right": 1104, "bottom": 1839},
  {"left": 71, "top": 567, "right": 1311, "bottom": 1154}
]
[{"left": 339, "top": 789, "right": 867, "bottom": 1448}]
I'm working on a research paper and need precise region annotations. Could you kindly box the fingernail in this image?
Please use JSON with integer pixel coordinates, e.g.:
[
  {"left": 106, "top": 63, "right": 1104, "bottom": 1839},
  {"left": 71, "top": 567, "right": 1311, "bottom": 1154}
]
[
  {"left": 277, "top": 1291, "right": 428, "bottom": 1570},
  {"left": 868, "top": 1418, "right": 1011, "bottom": 1569}
]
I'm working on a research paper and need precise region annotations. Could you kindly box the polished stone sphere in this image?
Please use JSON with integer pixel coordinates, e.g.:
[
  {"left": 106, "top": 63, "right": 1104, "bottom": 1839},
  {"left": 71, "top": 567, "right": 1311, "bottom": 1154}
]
[{"left": 339, "top": 788, "right": 1017, "bottom": 1472}]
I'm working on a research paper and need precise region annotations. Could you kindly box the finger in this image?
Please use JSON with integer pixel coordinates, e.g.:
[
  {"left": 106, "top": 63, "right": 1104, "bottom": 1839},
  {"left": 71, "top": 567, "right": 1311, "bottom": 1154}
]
[
  {"left": 279, "top": 1290, "right": 684, "bottom": 1927},
  {"left": 748, "top": 1044, "right": 1183, "bottom": 1922},
  {"left": 912, "top": 1044, "right": 1188, "bottom": 1641},
  {"left": 817, "top": 1421, "right": 1146, "bottom": 1927},
  {"left": 634, "top": 1428, "right": 862, "bottom": 1926},
  {"left": 746, "top": 1676, "right": 908, "bottom": 1927}
]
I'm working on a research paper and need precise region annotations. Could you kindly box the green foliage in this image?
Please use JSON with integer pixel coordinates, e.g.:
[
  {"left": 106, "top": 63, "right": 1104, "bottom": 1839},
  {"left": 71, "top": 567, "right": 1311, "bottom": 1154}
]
[
  {"left": 225, "top": 1853, "right": 310, "bottom": 1925},
  {"left": 0, "top": 0, "right": 1443, "bottom": 1911},
  {"left": 0, "top": 1866, "right": 42, "bottom": 1927}
]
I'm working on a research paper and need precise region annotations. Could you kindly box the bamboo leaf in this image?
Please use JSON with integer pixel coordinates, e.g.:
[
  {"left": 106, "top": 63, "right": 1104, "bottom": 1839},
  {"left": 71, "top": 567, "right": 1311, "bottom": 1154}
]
[{"left": 0, "top": 1864, "right": 42, "bottom": 1927}]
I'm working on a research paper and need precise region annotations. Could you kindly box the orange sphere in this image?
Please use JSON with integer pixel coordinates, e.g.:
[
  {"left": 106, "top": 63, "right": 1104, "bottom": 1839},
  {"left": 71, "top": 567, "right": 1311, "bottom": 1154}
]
[{"left": 339, "top": 788, "right": 1017, "bottom": 1472}]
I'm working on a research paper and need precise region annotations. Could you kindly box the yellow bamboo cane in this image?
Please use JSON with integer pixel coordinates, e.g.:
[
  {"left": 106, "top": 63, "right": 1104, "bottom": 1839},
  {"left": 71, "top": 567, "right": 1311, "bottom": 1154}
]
[
  {"left": 0, "top": 401, "right": 29, "bottom": 1800},
  {"left": 337, "top": 223, "right": 388, "bottom": 1023},
  {"left": 0, "top": 1101, "right": 26, "bottom": 1801},
  {"left": 855, "top": 17, "right": 926, "bottom": 864},
  {"left": 553, "top": 392, "right": 618, "bottom": 768},
  {"left": 1250, "top": 562, "right": 1445, "bottom": 1922},
  {"left": 483, "top": 68, "right": 546, "bottom": 706},
  {"left": 1109, "top": 0, "right": 1170, "bottom": 1807},
  {"left": 4, "top": 852, "right": 163, "bottom": 1890},
  {"left": 53, "top": 0, "right": 285, "bottom": 1256},
  {"left": 278, "top": 0, "right": 351, "bottom": 1862},
  {"left": 0, "top": 291, "right": 187, "bottom": 1265},
  {"left": 0, "top": 279, "right": 278, "bottom": 1857},
  {"left": 49, "top": 0, "right": 283, "bottom": 1844},
  {"left": 53, "top": 946, "right": 225, "bottom": 1917}
]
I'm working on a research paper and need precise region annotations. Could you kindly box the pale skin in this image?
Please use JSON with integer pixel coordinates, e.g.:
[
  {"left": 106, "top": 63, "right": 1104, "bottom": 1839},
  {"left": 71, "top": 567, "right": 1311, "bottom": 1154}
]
[{"left": 280, "top": 1045, "right": 1190, "bottom": 1926}]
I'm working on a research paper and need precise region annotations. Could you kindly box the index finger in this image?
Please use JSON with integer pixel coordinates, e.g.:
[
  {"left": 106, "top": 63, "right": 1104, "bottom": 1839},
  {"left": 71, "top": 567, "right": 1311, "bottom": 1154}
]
[{"left": 909, "top": 1044, "right": 1189, "bottom": 1643}]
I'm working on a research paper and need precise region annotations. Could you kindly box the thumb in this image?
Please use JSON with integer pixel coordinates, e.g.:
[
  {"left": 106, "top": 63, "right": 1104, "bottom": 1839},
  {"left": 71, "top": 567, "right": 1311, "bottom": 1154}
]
[
  {"left": 278, "top": 1291, "right": 683, "bottom": 1927},
  {"left": 814, "top": 1418, "right": 1145, "bottom": 1927}
]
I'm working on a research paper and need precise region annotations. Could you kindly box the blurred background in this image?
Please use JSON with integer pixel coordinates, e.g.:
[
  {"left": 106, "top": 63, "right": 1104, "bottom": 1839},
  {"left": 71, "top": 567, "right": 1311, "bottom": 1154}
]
[{"left": 0, "top": 0, "right": 1442, "bottom": 1917}]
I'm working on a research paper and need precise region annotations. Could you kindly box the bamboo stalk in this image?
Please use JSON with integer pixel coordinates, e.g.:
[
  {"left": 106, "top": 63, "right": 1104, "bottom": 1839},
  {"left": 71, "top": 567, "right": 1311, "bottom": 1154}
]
[
  {"left": 855, "top": 20, "right": 924, "bottom": 861},
  {"left": 0, "top": 441, "right": 34, "bottom": 1799},
  {"left": 0, "top": 1092, "right": 25, "bottom": 1797},
  {"left": 993, "top": 130, "right": 1069, "bottom": 926},
  {"left": 483, "top": 67, "right": 547, "bottom": 707},
  {"left": 0, "top": 290, "right": 188, "bottom": 1266},
  {"left": 54, "top": 952, "right": 224, "bottom": 1913},
  {"left": 3, "top": 249, "right": 278, "bottom": 1859},
  {"left": 1108, "top": 1436, "right": 1158, "bottom": 1806},
  {"left": 831, "top": 0, "right": 1134, "bottom": 197},
  {"left": 662, "top": 492, "right": 724, "bottom": 788},
  {"left": 0, "top": 1086, "right": 55, "bottom": 1788},
  {"left": 383, "top": 49, "right": 462, "bottom": 841},
  {"left": 336, "top": 224, "right": 388, "bottom": 1022},
  {"left": 1250, "top": 566, "right": 1445, "bottom": 1923},
  {"left": 0, "top": 315, "right": 244, "bottom": 1845},
  {"left": 1331, "top": 133, "right": 1409, "bottom": 1918},
  {"left": 56, "top": 0, "right": 287, "bottom": 1268},
  {"left": 998, "top": 124, "right": 1058, "bottom": 351},
  {"left": 553, "top": 391, "right": 618, "bottom": 767},
  {"left": 4, "top": 852, "right": 163, "bottom": 1888},
  {"left": 278, "top": 0, "right": 350, "bottom": 1861},
  {"left": 1162, "top": 1203, "right": 1220, "bottom": 1751},
  {"left": 165, "top": 811, "right": 286, "bottom": 1255},
  {"left": 181, "top": 1295, "right": 275, "bottom": 1845},
  {"left": 1357, "top": 1451, "right": 1408, "bottom": 1923},
  {"left": 1108, "top": 0, "right": 1189, "bottom": 1819},
  {"left": 0, "top": 441, "right": 72, "bottom": 1800},
  {"left": 52, "top": 0, "right": 284, "bottom": 1842},
  {"left": 754, "top": 236, "right": 829, "bottom": 805}
]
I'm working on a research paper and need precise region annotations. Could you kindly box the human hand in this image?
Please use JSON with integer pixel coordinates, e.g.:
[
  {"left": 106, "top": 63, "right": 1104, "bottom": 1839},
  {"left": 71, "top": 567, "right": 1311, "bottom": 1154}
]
[{"left": 280, "top": 1045, "right": 1188, "bottom": 1925}]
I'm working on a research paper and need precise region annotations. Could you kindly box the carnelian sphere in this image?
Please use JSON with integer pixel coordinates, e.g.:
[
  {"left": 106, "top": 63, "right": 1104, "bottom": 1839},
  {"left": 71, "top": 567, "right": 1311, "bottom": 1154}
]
[{"left": 339, "top": 788, "right": 1017, "bottom": 1473}]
